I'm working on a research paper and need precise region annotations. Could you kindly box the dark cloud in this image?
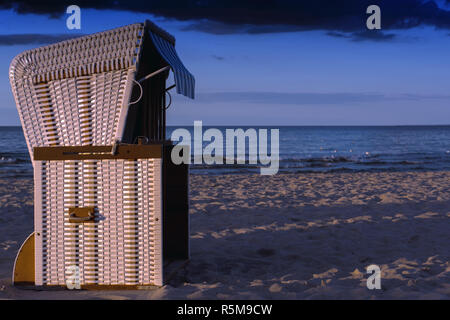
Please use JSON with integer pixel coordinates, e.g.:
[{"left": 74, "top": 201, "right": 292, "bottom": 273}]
[
  {"left": 181, "top": 20, "right": 312, "bottom": 35},
  {"left": 211, "top": 55, "right": 225, "bottom": 61},
  {"left": 0, "top": 33, "right": 84, "bottom": 46},
  {"left": 1, "top": 0, "right": 450, "bottom": 41},
  {"left": 327, "top": 30, "right": 396, "bottom": 42},
  {"left": 193, "top": 92, "right": 450, "bottom": 105}
]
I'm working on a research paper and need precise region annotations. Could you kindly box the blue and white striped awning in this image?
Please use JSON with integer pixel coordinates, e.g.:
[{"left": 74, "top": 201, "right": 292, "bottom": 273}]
[{"left": 148, "top": 26, "right": 195, "bottom": 99}]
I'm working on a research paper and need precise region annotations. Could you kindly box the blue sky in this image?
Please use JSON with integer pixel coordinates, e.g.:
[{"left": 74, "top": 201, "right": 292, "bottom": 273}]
[{"left": 0, "top": 4, "right": 449, "bottom": 125}]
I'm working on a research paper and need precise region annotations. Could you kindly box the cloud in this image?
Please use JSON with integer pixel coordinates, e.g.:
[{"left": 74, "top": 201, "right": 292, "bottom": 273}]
[
  {"left": 193, "top": 92, "right": 450, "bottom": 105},
  {"left": 327, "top": 30, "right": 396, "bottom": 42},
  {"left": 0, "top": 33, "right": 84, "bottom": 45},
  {"left": 181, "top": 20, "right": 312, "bottom": 35},
  {"left": 1, "top": 0, "right": 450, "bottom": 41},
  {"left": 211, "top": 55, "right": 225, "bottom": 61}
]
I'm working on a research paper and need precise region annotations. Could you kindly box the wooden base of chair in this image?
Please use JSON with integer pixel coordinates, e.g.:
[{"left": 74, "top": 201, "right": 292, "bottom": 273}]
[
  {"left": 13, "top": 235, "right": 188, "bottom": 290},
  {"left": 12, "top": 232, "right": 35, "bottom": 286}
]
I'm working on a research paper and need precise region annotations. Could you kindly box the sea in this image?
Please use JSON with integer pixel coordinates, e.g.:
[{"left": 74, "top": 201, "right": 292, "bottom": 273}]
[{"left": 1, "top": 125, "right": 450, "bottom": 177}]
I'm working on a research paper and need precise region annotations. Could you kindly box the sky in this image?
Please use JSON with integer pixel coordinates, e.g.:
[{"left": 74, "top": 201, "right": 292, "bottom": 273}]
[{"left": 0, "top": 0, "right": 449, "bottom": 125}]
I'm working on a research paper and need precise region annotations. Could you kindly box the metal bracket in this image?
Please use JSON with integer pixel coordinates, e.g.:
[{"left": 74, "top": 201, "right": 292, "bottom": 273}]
[
  {"left": 137, "top": 65, "right": 170, "bottom": 83},
  {"left": 69, "top": 207, "right": 95, "bottom": 223}
]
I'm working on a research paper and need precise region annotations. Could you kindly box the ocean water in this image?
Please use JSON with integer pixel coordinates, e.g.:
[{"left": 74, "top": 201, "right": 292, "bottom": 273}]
[
  {"left": 0, "top": 126, "right": 30, "bottom": 178},
  {"left": 1, "top": 126, "right": 450, "bottom": 177}
]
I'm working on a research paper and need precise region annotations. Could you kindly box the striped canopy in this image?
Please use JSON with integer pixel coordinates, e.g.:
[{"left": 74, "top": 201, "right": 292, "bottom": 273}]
[{"left": 147, "top": 21, "right": 195, "bottom": 99}]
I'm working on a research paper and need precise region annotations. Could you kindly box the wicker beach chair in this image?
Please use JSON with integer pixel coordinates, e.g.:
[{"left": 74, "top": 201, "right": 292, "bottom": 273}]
[{"left": 10, "top": 20, "right": 194, "bottom": 288}]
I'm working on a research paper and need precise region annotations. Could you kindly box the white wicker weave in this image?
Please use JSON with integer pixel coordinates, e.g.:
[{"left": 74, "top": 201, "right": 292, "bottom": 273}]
[
  {"left": 10, "top": 21, "right": 192, "bottom": 288},
  {"left": 34, "top": 158, "right": 162, "bottom": 286},
  {"left": 9, "top": 23, "right": 144, "bottom": 154}
]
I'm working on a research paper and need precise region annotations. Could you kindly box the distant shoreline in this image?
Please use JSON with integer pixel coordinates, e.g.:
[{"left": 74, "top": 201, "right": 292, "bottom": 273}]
[{"left": 1, "top": 124, "right": 450, "bottom": 128}]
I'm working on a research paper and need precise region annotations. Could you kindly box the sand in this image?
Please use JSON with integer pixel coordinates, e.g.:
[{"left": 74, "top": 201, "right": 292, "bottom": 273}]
[{"left": 0, "top": 171, "right": 449, "bottom": 299}]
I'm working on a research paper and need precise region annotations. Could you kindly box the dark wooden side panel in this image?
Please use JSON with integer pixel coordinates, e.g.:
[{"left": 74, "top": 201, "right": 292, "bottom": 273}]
[
  {"left": 163, "top": 145, "right": 189, "bottom": 261},
  {"left": 34, "top": 144, "right": 162, "bottom": 160}
]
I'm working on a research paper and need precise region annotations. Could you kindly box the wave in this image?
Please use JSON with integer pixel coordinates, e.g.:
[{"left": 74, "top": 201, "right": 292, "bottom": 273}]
[
  {"left": 0, "top": 156, "right": 29, "bottom": 165},
  {"left": 0, "top": 168, "right": 33, "bottom": 178},
  {"left": 289, "top": 156, "right": 352, "bottom": 163},
  {"left": 188, "top": 152, "right": 450, "bottom": 174},
  {"left": 0, "top": 153, "right": 32, "bottom": 178}
]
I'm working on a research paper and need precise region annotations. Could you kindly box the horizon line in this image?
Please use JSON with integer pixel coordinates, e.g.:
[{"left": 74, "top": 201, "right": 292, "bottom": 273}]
[{"left": 1, "top": 124, "right": 450, "bottom": 127}]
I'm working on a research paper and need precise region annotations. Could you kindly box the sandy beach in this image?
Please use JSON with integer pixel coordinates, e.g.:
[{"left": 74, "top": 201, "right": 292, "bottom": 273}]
[{"left": 0, "top": 171, "right": 449, "bottom": 299}]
